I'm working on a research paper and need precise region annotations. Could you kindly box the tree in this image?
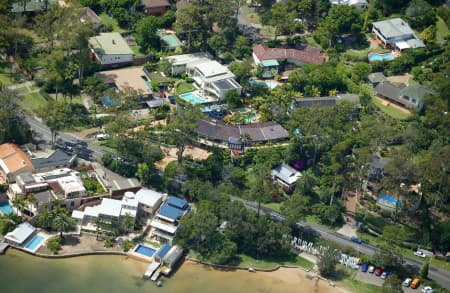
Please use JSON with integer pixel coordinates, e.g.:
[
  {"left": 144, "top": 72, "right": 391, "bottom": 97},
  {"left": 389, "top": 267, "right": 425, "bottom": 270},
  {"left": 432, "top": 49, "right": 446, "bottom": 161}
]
[
  {"left": 166, "top": 105, "right": 202, "bottom": 164},
  {"left": 382, "top": 225, "right": 408, "bottom": 246},
  {"left": 317, "top": 247, "right": 338, "bottom": 277},
  {"left": 136, "top": 162, "right": 150, "bottom": 185},
  {"left": 26, "top": 193, "right": 37, "bottom": 216},
  {"left": 281, "top": 193, "right": 311, "bottom": 227},
  {"left": 352, "top": 62, "right": 372, "bottom": 83},
  {"left": 0, "top": 89, "right": 31, "bottom": 144},
  {"left": 420, "top": 25, "right": 436, "bottom": 44},
  {"left": 228, "top": 59, "right": 253, "bottom": 83},
  {"left": 225, "top": 89, "right": 242, "bottom": 109},
  {"left": 11, "top": 197, "right": 25, "bottom": 215},
  {"left": 174, "top": 5, "right": 203, "bottom": 49},
  {"left": 37, "top": 100, "right": 70, "bottom": 145},
  {"left": 36, "top": 208, "right": 54, "bottom": 230},
  {"left": 372, "top": 249, "right": 404, "bottom": 271},
  {"left": 382, "top": 275, "right": 404, "bottom": 293},
  {"left": 135, "top": 16, "right": 161, "bottom": 52},
  {"left": 405, "top": 0, "right": 436, "bottom": 30},
  {"left": 261, "top": 2, "right": 296, "bottom": 40},
  {"left": 420, "top": 261, "right": 429, "bottom": 279},
  {"left": 53, "top": 212, "right": 76, "bottom": 238}
]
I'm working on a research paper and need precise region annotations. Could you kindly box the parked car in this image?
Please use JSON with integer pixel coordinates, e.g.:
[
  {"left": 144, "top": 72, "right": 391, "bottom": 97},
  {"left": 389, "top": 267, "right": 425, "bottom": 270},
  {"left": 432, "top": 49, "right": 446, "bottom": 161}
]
[
  {"left": 403, "top": 278, "right": 412, "bottom": 287},
  {"left": 381, "top": 272, "right": 388, "bottom": 279},
  {"left": 422, "top": 286, "right": 434, "bottom": 293},
  {"left": 361, "top": 263, "right": 368, "bottom": 272},
  {"left": 410, "top": 278, "right": 420, "bottom": 289},
  {"left": 375, "top": 268, "right": 383, "bottom": 276},
  {"left": 95, "top": 133, "right": 109, "bottom": 141},
  {"left": 368, "top": 266, "right": 375, "bottom": 273},
  {"left": 351, "top": 236, "right": 363, "bottom": 244},
  {"left": 168, "top": 95, "right": 176, "bottom": 104},
  {"left": 414, "top": 251, "right": 427, "bottom": 258}
]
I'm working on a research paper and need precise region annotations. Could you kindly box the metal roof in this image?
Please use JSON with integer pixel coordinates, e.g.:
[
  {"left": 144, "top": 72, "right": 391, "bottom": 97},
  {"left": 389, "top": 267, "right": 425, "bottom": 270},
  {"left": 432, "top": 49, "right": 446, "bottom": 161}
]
[
  {"left": 372, "top": 18, "right": 415, "bottom": 39},
  {"left": 155, "top": 243, "right": 171, "bottom": 259},
  {"left": 31, "top": 150, "right": 75, "bottom": 170},
  {"left": 5, "top": 222, "right": 36, "bottom": 245},
  {"left": 166, "top": 196, "right": 188, "bottom": 210},
  {"left": 158, "top": 203, "right": 186, "bottom": 220},
  {"left": 261, "top": 59, "right": 279, "bottom": 67},
  {"left": 89, "top": 33, "right": 133, "bottom": 56}
]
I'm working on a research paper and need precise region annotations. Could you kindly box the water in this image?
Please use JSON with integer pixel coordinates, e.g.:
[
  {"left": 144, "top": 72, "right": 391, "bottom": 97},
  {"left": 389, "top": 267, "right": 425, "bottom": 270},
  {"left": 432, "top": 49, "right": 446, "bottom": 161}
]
[
  {"left": 368, "top": 52, "right": 395, "bottom": 62},
  {"left": 102, "top": 96, "right": 115, "bottom": 107},
  {"left": 135, "top": 245, "right": 156, "bottom": 257},
  {"left": 24, "top": 235, "right": 44, "bottom": 251},
  {"left": 378, "top": 194, "right": 402, "bottom": 206},
  {"left": 248, "top": 80, "right": 278, "bottom": 89},
  {"left": 0, "top": 249, "right": 347, "bottom": 293},
  {"left": 0, "top": 201, "right": 13, "bottom": 215},
  {"left": 162, "top": 34, "right": 181, "bottom": 48},
  {"left": 180, "top": 92, "right": 206, "bottom": 104}
]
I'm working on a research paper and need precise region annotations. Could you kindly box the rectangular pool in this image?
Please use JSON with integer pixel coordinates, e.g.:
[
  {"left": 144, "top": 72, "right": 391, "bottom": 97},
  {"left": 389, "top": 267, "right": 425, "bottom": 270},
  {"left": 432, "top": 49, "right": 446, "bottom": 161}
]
[
  {"left": 0, "top": 202, "right": 13, "bottom": 215},
  {"left": 368, "top": 52, "right": 394, "bottom": 62},
  {"left": 24, "top": 235, "right": 44, "bottom": 251},
  {"left": 135, "top": 245, "right": 156, "bottom": 257},
  {"left": 180, "top": 92, "right": 206, "bottom": 104}
]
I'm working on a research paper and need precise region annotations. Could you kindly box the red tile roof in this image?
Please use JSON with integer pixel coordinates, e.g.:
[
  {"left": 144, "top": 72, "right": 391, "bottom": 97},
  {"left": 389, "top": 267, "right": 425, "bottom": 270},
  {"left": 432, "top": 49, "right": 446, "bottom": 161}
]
[
  {"left": 253, "top": 44, "right": 328, "bottom": 65},
  {"left": 0, "top": 143, "right": 33, "bottom": 174}
]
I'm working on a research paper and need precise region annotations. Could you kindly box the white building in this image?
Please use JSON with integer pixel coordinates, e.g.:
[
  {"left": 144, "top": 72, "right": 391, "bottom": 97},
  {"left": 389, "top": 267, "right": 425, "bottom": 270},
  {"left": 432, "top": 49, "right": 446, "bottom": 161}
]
[
  {"left": 89, "top": 33, "right": 134, "bottom": 66},
  {"left": 330, "top": 0, "right": 368, "bottom": 9},
  {"left": 372, "top": 18, "right": 425, "bottom": 50},
  {"left": 271, "top": 164, "right": 302, "bottom": 191},
  {"left": 4, "top": 222, "right": 36, "bottom": 246},
  {"left": 167, "top": 52, "right": 241, "bottom": 99}
]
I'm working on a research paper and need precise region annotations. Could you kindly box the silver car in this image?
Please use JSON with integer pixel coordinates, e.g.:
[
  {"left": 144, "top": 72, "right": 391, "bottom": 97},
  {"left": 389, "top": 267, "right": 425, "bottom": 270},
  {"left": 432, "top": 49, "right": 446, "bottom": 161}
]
[
  {"left": 368, "top": 266, "right": 375, "bottom": 273},
  {"left": 403, "top": 278, "right": 412, "bottom": 287}
]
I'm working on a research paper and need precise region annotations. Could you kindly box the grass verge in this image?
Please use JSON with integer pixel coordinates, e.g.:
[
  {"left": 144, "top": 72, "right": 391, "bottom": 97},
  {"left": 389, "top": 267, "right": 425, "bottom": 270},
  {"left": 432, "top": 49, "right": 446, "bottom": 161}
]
[
  {"left": 99, "top": 13, "right": 127, "bottom": 33},
  {"left": 237, "top": 253, "right": 313, "bottom": 270},
  {"left": 372, "top": 97, "right": 410, "bottom": 120},
  {"left": 436, "top": 16, "right": 449, "bottom": 43}
]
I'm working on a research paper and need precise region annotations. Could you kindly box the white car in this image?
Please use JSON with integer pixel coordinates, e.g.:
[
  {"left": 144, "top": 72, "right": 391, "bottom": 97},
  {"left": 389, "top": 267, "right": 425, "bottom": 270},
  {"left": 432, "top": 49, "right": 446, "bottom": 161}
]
[
  {"left": 422, "top": 286, "right": 434, "bottom": 293},
  {"left": 414, "top": 251, "right": 427, "bottom": 258},
  {"left": 403, "top": 278, "right": 412, "bottom": 287},
  {"left": 368, "top": 266, "right": 375, "bottom": 273}
]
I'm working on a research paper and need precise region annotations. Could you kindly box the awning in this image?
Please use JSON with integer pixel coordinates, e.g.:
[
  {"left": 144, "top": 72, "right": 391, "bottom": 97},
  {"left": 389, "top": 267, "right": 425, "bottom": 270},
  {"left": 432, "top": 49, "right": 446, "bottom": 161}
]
[
  {"left": 261, "top": 59, "right": 279, "bottom": 67},
  {"left": 395, "top": 41, "right": 410, "bottom": 50}
]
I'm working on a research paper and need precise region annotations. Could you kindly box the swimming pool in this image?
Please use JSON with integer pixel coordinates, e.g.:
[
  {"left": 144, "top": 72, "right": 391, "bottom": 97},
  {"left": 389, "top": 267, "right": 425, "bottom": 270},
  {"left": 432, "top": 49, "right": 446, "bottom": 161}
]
[
  {"left": 244, "top": 113, "right": 259, "bottom": 124},
  {"left": 378, "top": 194, "right": 402, "bottom": 206},
  {"left": 102, "top": 96, "right": 115, "bottom": 107},
  {"left": 180, "top": 92, "right": 206, "bottom": 104},
  {"left": 161, "top": 34, "right": 181, "bottom": 48},
  {"left": 368, "top": 52, "right": 395, "bottom": 62},
  {"left": 24, "top": 235, "right": 44, "bottom": 251},
  {"left": 0, "top": 202, "right": 13, "bottom": 215},
  {"left": 135, "top": 245, "right": 156, "bottom": 257},
  {"left": 248, "top": 80, "right": 278, "bottom": 89}
]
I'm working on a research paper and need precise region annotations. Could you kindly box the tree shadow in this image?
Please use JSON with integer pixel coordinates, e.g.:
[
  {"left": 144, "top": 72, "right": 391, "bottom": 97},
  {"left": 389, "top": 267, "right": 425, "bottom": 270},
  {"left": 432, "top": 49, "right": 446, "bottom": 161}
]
[{"left": 63, "top": 235, "right": 81, "bottom": 246}]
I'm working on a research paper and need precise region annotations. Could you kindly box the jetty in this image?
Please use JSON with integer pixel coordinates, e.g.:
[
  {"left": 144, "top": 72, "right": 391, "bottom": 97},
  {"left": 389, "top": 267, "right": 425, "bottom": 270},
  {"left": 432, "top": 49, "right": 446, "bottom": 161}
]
[{"left": 144, "top": 262, "right": 161, "bottom": 279}]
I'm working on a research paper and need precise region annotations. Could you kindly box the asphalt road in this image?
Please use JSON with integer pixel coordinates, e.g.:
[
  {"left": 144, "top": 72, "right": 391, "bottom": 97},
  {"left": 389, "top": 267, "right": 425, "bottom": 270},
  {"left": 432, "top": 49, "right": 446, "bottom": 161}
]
[
  {"left": 230, "top": 196, "right": 450, "bottom": 290},
  {"left": 25, "top": 115, "right": 107, "bottom": 160}
]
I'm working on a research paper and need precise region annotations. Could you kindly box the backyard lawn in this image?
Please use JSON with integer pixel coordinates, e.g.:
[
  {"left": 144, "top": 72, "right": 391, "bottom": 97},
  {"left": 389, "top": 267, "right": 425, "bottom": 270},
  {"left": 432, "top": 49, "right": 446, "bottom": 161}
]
[
  {"left": 99, "top": 13, "right": 127, "bottom": 33},
  {"left": 176, "top": 81, "right": 195, "bottom": 94},
  {"left": 237, "top": 253, "right": 313, "bottom": 270},
  {"left": 436, "top": 16, "right": 449, "bottom": 43},
  {"left": 130, "top": 44, "right": 145, "bottom": 57},
  {"left": 19, "top": 91, "right": 48, "bottom": 114},
  {"left": 372, "top": 97, "right": 410, "bottom": 120}
]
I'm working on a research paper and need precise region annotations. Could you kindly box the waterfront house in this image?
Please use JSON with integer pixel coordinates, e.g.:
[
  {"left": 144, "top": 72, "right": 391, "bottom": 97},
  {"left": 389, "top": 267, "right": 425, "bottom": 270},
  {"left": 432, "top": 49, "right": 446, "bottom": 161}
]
[
  {"left": 142, "top": 0, "right": 171, "bottom": 15},
  {"left": 252, "top": 44, "right": 328, "bottom": 78},
  {"left": 160, "top": 245, "right": 184, "bottom": 275},
  {"left": 4, "top": 222, "right": 36, "bottom": 246},
  {"left": 372, "top": 18, "right": 425, "bottom": 50},
  {"left": 271, "top": 164, "right": 302, "bottom": 192},
  {"left": 89, "top": 33, "right": 134, "bottom": 68},
  {"left": 0, "top": 143, "right": 34, "bottom": 184},
  {"left": 330, "top": 0, "right": 368, "bottom": 9}
]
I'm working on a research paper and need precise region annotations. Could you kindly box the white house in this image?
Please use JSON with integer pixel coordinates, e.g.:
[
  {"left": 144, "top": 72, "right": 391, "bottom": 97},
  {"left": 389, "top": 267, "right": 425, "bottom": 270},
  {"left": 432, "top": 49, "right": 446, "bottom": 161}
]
[
  {"left": 372, "top": 18, "right": 425, "bottom": 50},
  {"left": 4, "top": 222, "right": 36, "bottom": 246},
  {"left": 330, "top": 0, "right": 368, "bottom": 9},
  {"left": 167, "top": 52, "right": 241, "bottom": 99},
  {"left": 271, "top": 164, "right": 302, "bottom": 191},
  {"left": 89, "top": 33, "right": 134, "bottom": 66}
]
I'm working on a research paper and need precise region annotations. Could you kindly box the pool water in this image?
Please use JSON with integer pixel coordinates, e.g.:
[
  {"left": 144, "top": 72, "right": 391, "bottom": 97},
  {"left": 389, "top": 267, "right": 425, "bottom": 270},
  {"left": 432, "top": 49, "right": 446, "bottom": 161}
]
[
  {"left": 0, "top": 202, "right": 13, "bottom": 215},
  {"left": 24, "top": 235, "right": 44, "bottom": 251},
  {"left": 368, "top": 52, "right": 395, "bottom": 62},
  {"left": 180, "top": 92, "right": 206, "bottom": 104},
  {"left": 162, "top": 34, "right": 181, "bottom": 48},
  {"left": 135, "top": 245, "right": 156, "bottom": 257},
  {"left": 378, "top": 194, "right": 402, "bottom": 206},
  {"left": 248, "top": 80, "right": 278, "bottom": 89},
  {"left": 102, "top": 96, "right": 115, "bottom": 107},
  {"left": 244, "top": 113, "right": 259, "bottom": 124}
]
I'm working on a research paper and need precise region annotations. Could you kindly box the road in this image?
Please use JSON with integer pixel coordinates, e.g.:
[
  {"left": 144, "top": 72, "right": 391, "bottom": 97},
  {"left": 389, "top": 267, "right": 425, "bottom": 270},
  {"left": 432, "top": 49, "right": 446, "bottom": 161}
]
[
  {"left": 25, "top": 115, "right": 107, "bottom": 160},
  {"left": 230, "top": 196, "right": 450, "bottom": 290}
]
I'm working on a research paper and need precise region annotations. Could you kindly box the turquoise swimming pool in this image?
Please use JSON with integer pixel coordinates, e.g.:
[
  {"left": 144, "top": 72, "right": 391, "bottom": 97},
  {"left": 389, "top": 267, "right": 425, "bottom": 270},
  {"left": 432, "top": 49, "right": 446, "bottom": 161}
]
[
  {"left": 368, "top": 52, "right": 395, "bottom": 62},
  {"left": 249, "top": 80, "right": 278, "bottom": 89},
  {"left": 378, "top": 194, "right": 402, "bottom": 207},
  {"left": 180, "top": 92, "right": 206, "bottom": 104},
  {"left": 24, "top": 235, "right": 44, "bottom": 251},
  {"left": 0, "top": 202, "right": 13, "bottom": 215},
  {"left": 244, "top": 113, "right": 259, "bottom": 124},
  {"left": 162, "top": 34, "right": 181, "bottom": 48}
]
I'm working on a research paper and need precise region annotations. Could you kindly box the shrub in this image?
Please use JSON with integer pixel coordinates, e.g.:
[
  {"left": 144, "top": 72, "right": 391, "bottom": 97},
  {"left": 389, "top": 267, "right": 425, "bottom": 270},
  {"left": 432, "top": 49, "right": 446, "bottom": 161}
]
[
  {"left": 123, "top": 240, "right": 134, "bottom": 252},
  {"left": 104, "top": 236, "right": 115, "bottom": 248},
  {"left": 46, "top": 236, "right": 63, "bottom": 254}
]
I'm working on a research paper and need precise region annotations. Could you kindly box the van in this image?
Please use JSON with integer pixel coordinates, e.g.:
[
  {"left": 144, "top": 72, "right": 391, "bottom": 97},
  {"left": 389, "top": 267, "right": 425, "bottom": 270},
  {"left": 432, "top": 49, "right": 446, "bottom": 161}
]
[{"left": 410, "top": 278, "right": 420, "bottom": 289}]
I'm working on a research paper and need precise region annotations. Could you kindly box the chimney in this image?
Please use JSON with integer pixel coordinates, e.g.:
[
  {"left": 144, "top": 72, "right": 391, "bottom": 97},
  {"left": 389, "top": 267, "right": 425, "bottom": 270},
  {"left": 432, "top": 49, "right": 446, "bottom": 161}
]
[{"left": 112, "top": 39, "right": 116, "bottom": 45}]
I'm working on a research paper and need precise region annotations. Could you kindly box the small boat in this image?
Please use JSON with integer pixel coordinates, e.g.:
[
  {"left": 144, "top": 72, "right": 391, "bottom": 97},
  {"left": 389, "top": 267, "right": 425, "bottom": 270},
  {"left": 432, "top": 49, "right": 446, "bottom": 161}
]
[
  {"left": 248, "top": 267, "right": 256, "bottom": 273},
  {"left": 156, "top": 280, "right": 163, "bottom": 287}
]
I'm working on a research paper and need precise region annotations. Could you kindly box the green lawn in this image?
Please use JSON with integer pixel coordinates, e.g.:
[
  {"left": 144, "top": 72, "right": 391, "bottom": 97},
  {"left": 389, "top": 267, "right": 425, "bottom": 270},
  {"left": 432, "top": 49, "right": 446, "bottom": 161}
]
[
  {"left": 0, "top": 63, "right": 14, "bottom": 86},
  {"left": 436, "top": 16, "right": 449, "bottom": 43},
  {"left": 305, "top": 36, "right": 321, "bottom": 48},
  {"left": 176, "top": 82, "right": 196, "bottom": 94},
  {"left": 262, "top": 202, "right": 282, "bottom": 213},
  {"left": 237, "top": 253, "right": 313, "bottom": 270},
  {"left": 19, "top": 92, "right": 48, "bottom": 114},
  {"left": 99, "top": 13, "right": 127, "bottom": 33},
  {"left": 240, "top": 7, "right": 261, "bottom": 25},
  {"left": 129, "top": 44, "right": 145, "bottom": 57},
  {"left": 372, "top": 97, "right": 411, "bottom": 120}
]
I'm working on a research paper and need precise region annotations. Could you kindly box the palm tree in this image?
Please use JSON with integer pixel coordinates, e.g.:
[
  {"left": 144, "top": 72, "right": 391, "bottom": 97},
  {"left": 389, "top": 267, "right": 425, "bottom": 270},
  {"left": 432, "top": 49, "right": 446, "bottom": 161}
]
[
  {"left": 36, "top": 207, "right": 53, "bottom": 230},
  {"left": 95, "top": 217, "right": 105, "bottom": 240},
  {"left": 53, "top": 213, "right": 75, "bottom": 238},
  {"left": 26, "top": 193, "right": 37, "bottom": 216},
  {"left": 11, "top": 197, "right": 25, "bottom": 216},
  {"left": 120, "top": 214, "right": 135, "bottom": 233}
]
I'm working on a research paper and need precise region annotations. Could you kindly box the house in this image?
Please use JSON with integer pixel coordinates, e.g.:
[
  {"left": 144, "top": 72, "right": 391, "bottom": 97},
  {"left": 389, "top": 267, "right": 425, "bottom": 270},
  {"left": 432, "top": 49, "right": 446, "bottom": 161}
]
[
  {"left": 271, "top": 164, "right": 302, "bottom": 192},
  {"left": 167, "top": 52, "right": 242, "bottom": 99},
  {"left": 196, "top": 118, "right": 290, "bottom": 146},
  {"left": 80, "top": 7, "right": 101, "bottom": 26},
  {"left": 291, "top": 93, "right": 360, "bottom": 110},
  {"left": 367, "top": 156, "right": 387, "bottom": 182},
  {"left": 10, "top": 0, "right": 57, "bottom": 13},
  {"left": 374, "top": 82, "right": 433, "bottom": 109},
  {"left": 150, "top": 196, "right": 189, "bottom": 244},
  {"left": 330, "top": 0, "right": 368, "bottom": 9},
  {"left": 372, "top": 18, "right": 425, "bottom": 50},
  {"left": 0, "top": 143, "right": 34, "bottom": 183},
  {"left": 252, "top": 44, "right": 328, "bottom": 78},
  {"left": 142, "top": 0, "right": 171, "bottom": 16},
  {"left": 160, "top": 245, "right": 184, "bottom": 275},
  {"left": 89, "top": 33, "right": 134, "bottom": 68},
  {"left": 4, "top": 222, "right": 36, "bottom": 246},
  {"left": 31, "top": 149, "right": 76, "bottom": 173},
  {"left": 367, "top": 72, "right": 386, "bottom": 86},
  {"left": 134, "top": 188, "right": 164, "bottom": 218}
]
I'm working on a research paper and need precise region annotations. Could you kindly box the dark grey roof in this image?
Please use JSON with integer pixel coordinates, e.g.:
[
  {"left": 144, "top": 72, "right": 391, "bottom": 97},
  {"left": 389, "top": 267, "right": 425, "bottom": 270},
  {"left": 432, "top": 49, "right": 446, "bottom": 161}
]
[
  {"left": 34, "top": 190, "right": 54, "bottom": 204},
  {"left": 196, "top": 119, "right": 289, "bottom": 143},
  {"left": 368, "top": 72, "right": 386, "bottom": 84},
  {"left": 31, "top": 150, "right": 76, "bottom": 170},
  {"left": 292, "top": 97, "right": 338, "bottom": 108},
  {"left": 400, "top": 84, "right": 434, "bottom": 102},
  {"left": 213, "top": 79, "right": 240, "bottom": 90},
  {"left": 145, "top": 98, "right": 165, "bottom": 108},
  {"left": 374, "top": 82, "right": 404, "bottom": 103}
]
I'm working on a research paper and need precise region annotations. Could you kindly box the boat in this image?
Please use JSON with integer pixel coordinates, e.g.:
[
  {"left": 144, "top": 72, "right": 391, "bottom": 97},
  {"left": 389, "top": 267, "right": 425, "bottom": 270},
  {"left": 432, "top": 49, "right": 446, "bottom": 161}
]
[{"left": 248, "top": 267, "right": 256, "bottom": 273}]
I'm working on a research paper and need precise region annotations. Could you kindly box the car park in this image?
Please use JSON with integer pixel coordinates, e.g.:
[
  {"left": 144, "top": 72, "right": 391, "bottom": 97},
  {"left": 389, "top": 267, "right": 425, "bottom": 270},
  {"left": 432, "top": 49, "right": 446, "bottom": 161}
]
[
  {"left": 351, "top": 236, "right": 363, "bottom": 244},
  {"left": 368, "top": 266, "right": 375, "bottom": 273},
  {"left": 361, "top": 263, "right": 368, "bottom": 272},
  {"left": 375, "top": 268, "right": 382, "bottom": 276},
  {"left": 403, "top": 278, "right": 412, "bottom": 287},
  {"left": 414, "top": 251, "right": 427, "bottom": 258}
]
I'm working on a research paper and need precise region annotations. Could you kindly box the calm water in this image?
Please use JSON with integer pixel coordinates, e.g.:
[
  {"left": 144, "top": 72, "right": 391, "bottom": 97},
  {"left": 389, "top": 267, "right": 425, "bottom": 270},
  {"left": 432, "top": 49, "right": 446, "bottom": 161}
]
[{"left": 0, "top": 249, "right": 347, "bottom": 293}]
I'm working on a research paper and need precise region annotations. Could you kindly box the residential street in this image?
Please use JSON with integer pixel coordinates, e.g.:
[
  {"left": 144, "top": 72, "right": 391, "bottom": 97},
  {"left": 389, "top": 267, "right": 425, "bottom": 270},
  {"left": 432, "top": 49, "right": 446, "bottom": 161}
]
[{"left": 230, "top": 196, "right": 450, "bottom": 290}]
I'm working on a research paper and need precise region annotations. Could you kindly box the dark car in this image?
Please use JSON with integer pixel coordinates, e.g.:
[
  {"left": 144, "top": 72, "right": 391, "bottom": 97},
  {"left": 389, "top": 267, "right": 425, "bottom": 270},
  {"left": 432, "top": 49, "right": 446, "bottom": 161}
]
[
  {"left": 168, "top": 95, "right": 176, "bottom": 104},
  {"left": 361, "top": 263, "right": 368, "bottom": 272},
  {"left": 351, "top": 236, "right": 363, "bottom": 244}
]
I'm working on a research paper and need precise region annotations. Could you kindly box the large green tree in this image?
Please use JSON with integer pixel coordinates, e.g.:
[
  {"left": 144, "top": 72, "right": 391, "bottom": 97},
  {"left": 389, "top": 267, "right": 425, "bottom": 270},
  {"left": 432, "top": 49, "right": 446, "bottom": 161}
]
[
  {"left": 0, "top": 89, "right": 31, "bottom": 144},
  {"left": 135, "top": 16, "right": 161, "bottom": 52}
]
